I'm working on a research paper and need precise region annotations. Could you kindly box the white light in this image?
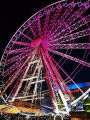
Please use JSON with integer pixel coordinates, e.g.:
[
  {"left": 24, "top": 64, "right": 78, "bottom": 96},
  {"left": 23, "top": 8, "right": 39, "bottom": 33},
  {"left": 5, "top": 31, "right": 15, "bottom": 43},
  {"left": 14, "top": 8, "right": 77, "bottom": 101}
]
[
  {"left": 26, "top": 115, "right": 30, "bottom": 119},
  {"left": 53, "top": 100, "right": 59, "bottom": 113}
]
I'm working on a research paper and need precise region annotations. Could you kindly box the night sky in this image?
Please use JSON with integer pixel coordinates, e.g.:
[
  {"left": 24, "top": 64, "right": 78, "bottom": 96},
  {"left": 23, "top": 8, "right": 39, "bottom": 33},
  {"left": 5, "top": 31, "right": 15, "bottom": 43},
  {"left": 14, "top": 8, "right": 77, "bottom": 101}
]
[{"left": 0, "top": 0, "right": 90, "bottom": 83}]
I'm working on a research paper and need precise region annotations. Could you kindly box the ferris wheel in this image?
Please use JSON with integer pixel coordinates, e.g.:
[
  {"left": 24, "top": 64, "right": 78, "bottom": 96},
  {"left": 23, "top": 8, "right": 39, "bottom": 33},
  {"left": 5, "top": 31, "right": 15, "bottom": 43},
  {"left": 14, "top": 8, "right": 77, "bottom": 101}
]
[{"left": 0, "top": 0, "right": 90, "bottom": 118}]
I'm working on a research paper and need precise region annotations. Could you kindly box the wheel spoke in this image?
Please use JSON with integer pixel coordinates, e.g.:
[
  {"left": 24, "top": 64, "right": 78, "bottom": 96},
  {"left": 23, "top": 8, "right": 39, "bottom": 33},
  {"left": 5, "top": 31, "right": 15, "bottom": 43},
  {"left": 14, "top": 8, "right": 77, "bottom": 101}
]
[
  {"left": 48, "top": 5, "right": 87, "bottom": 40},
  {"left": 50, "top": 55, "right": 83, "bottom": 93},
  {"left": 5, "top": 51, "right": 30, "bottom": 65},
  {"left": 20, "top": 32, "right": 32, "bottom": 41},
  {"left": 49, "top": 8, "right": 62, "bottom": 26},
  {"left": 69, "top": 14, "right": 90, "bottom": 32},
  {"left": 52, "top": 15, "right": 90, "bottom": 40},
  {"left": 48, "top": 48, "right": 90, "bottom": 67},
  {"left": 46, "top": 8, "right": 62, "bottom": 37},
  {"left": 4, "top": 60, "right": 22, "bottom": 76},
  {"left": 65, "top": 5, "right": 87, "bottom": 26},
  {"left": 6, "top": 47, "right": 30, "bottom": 54},
  {"left": 11, "top": 41, "right": 31, "bottom": 46},
  {"left": 37, "top": 17, "right": 41, "bottom": 36},
  {"left": 46, "top": 5, "right": 74, "bottom": 39},
  {"left": 50, "top": 43, "right": 90, "bottom": 49},
  {"left": 51, "top": 28, "right": 90, "bottom": 43},
  {"left": 42, "top": 10, "right": 51, "bottom": 37},
  {"left": 28, "top": 24, "right": 36, "bottom": 37}
]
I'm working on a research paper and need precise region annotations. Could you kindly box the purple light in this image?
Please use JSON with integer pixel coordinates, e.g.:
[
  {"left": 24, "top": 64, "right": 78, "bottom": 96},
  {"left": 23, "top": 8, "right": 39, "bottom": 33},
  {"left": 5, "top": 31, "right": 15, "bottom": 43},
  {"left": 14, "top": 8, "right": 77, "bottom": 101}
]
[
  {"left": 64, "top": 3, "right": 68, "bottom": 7},
  {"left": 78, "top": 2, "right": 82, "bottom": 7}
]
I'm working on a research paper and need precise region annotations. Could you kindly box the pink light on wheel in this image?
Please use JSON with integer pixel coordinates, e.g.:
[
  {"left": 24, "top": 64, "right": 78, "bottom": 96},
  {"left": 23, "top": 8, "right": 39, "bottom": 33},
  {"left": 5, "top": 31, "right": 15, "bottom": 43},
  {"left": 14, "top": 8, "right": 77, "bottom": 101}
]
[{"left": 0, "top": 0, "right": 90, "bottom": 118}]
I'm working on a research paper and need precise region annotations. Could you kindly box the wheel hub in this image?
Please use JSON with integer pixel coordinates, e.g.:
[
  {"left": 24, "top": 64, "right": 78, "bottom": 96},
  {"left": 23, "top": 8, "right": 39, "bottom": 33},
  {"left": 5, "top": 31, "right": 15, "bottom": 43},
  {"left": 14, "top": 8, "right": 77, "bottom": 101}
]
[{"left": 31, "top": 38, "right": 42, "bottom": 48}]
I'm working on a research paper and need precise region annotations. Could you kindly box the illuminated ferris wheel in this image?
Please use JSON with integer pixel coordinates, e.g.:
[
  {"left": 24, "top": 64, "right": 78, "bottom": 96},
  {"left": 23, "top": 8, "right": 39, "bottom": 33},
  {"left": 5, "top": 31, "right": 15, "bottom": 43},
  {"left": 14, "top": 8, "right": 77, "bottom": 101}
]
[{"left": 0, "top": 0, "right": 90, "bottom": 119}]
